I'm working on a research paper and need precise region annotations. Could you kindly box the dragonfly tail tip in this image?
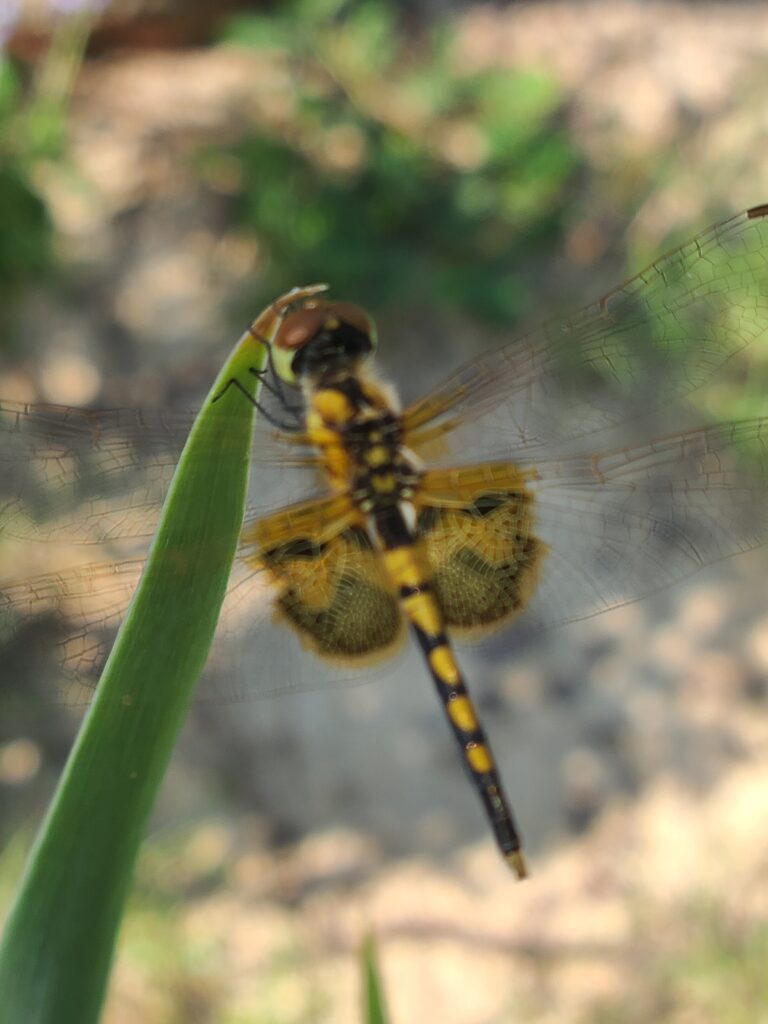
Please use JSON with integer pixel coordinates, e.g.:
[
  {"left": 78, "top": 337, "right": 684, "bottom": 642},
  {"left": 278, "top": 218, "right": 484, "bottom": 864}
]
[{"left": 507, "top": 849, "right": 529, "bottom": 880}]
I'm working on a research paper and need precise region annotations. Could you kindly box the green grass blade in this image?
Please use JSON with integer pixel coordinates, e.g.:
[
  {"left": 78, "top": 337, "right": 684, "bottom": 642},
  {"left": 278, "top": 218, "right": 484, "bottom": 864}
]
[
  {"left": 361, "top": 930, "right": 391, "bottom": 1024},
  {"left": 0, "top": 332, "right": 264, "bottom": 1024}
]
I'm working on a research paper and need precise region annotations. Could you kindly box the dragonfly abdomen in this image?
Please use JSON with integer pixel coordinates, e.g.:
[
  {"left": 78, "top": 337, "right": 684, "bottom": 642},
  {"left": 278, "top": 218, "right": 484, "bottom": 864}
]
[{"left": 379, "top": 522, "right": 528, "bottom": 879}]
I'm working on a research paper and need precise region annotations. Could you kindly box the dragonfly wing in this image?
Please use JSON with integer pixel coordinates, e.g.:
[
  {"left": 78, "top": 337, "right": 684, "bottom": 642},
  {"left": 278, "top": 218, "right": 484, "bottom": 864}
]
[
  {"left": 0, "top": 559, "right": 146, "bottom": 705},
  {"left": 242, "top": 495, "right": 405, "bottom": 664},
  {"left": 0, "top": 550, "right": 401, "bottom": 709},
  {"left": 0, "top": 399, "right": 319, "bottom": 545},
  {"left": 524, "top": 418, "right": 768, "bottom": 630},
  {"left": 416, "top": 464, "right": 546, "bottom": 636},
  {"left": 0, "top": 485, "right": 411, "bottom": 707},
  {"left": 404, "top": 207, "right": 768, "bottom": 459}
]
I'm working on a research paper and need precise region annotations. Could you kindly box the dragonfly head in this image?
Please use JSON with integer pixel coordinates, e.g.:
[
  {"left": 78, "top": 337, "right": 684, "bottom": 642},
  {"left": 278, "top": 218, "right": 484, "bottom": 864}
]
[{"left": 271, "top": 299, "right": 377, "bottom": 386}]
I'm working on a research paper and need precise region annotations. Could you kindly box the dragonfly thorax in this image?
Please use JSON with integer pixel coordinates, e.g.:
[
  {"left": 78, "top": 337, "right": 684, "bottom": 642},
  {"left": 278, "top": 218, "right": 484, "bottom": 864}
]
[
  {"left": 347, "top": 418, "right": 421, "bottom": 514},
  {"left": 306, "top": 374, "right": 421, "bottom": 513}
]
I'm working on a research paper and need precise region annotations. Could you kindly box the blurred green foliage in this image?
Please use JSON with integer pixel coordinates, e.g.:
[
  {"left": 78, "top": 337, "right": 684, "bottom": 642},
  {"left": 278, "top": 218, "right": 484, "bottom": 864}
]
[
  {"left": 674, "top": 913, "right": 768, "bottom": 1024},
  {"left": 588, "top": 901, "right": 768, "bottom": 1024},
  {"left": 0, "top": 59, "right": 54, "bottom": 320},
  {"left": 217, "top": 0, "right": 577, "bottom": 325},
  {"left": 0, "top": 8, "right": 96, "bottom": 337}
]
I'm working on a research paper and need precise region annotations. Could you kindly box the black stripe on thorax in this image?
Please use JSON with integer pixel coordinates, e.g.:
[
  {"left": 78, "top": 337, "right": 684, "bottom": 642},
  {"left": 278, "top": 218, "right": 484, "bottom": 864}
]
[{"left": 327, "top": 376, "right": 368, "bottom": 409}]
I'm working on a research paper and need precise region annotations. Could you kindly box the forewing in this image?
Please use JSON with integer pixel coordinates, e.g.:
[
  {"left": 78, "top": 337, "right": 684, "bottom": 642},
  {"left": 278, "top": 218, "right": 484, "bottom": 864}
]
[
  {"left": 0, "top": 398, "right": 319, "bottom": 546},
  {"left": 520, "top": 418, "right": 768, "bottom": 631},
  {"left": 404, "top": 207, "right": 768, "bottom": 458},
  {"left": 0, "top": 559, "right": 146, "bottom": 705}
]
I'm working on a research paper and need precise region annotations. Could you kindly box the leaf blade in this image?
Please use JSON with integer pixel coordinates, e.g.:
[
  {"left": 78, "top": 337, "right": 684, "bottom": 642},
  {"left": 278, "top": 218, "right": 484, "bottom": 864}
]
[{"left": 0, "top": 332, "right": 264, "bottom": 1023}]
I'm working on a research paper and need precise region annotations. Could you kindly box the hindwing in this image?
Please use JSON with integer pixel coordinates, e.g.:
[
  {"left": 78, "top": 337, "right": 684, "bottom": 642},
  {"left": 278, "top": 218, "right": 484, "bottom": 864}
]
[
  {"left": 243, "top": 495, "right": 404, "bottom": 662},
  {"left": 416, "top": 464, "right": 547, "bottom": 636}
]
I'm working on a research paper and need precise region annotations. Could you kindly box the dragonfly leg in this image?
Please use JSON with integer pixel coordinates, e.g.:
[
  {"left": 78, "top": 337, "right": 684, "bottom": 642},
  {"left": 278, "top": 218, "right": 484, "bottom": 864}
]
[
  {"left": 212, "top": 375, "right": 303, "bottom": 432},
  {"left": 247, "top": 366, "right": 304, "bottom": 421},
  {"left": 212, "top": 284, "right": 328, "bottom": 416}
]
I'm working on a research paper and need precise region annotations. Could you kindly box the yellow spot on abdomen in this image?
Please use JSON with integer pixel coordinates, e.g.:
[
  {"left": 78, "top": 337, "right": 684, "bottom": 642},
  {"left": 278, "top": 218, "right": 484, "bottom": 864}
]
[
  {"left": 466, "top": 743, "right": 493, "bottom": 774},
  {"left": 383, "top": 547, "right": 427, "bottom": 590},
  {"left": 447, "top": 694, "right": 478, "bottom": 732},
  {"left": 428, "top": 644, "right": 460, "bottom": 686},
  {"left": 403, "top": 592, "right": 443, "bottom": 637}
]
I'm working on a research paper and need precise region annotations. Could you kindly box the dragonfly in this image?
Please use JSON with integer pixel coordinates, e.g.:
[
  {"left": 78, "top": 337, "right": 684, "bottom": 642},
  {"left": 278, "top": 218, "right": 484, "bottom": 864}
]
[{"left": 2, "top": 204, "right": 768, "bottom": 876}]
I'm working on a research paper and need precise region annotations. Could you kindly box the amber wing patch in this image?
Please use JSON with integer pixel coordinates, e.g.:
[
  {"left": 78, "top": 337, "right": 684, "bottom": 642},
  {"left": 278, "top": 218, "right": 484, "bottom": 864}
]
[
  {"left": 244, "top": 496, "right": 403, "bottom": 662},
  {"left": 417, "top": 463, "right": 547, "bottom": 636}
]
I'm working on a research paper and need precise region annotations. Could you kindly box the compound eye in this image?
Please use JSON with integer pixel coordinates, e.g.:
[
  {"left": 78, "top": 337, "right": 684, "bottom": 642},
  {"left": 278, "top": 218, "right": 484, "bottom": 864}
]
[
  {"left": 326, "top": 302, "right": 376, "bottom": 347},
  {"left": 272, "top": 307, "right": 328, "bottom": 384},
  {"left": 276, "top": 308, "right": 328, "bottom": 352},
  {"left": 270, "top": 299, "right": 377, "bottom": 384}
]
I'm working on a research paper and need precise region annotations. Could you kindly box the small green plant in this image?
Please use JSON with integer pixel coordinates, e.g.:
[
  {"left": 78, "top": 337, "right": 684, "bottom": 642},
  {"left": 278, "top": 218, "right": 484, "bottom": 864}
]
[
  {"left": 216, "top": 0, "right": 576, "bottom": 326},
  {"left": 362, "top": 931, "right": 390, "bottom": 1024},
  {"left": 0, "top": 1, "right": 103, "bottom": 334},
  {"left": 0, "top": 61, "right": 53, "bottom": 324}
]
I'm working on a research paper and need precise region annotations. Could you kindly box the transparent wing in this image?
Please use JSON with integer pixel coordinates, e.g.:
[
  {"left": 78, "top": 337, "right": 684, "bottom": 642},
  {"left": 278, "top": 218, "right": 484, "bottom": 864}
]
[
  {"left": 523, "top": 418, "right": 768, "bottom": 631},
  {"left": 0, "top": 560, "right": 148, "bottom": 705},
  {"left": 0, "top": 397, "right": 350, "bottom": 708},
  {"left": 2, "top": 420, "right": 765, "bottom": 707},
  {"left": 0, "top": 547, "right": 402, "bottom": 708},
  {"left": 5, "top": 208, "right": 768, "bottom": 545},
  {"left": 0, "top": 398, "right": 320, "bottom": 546},
  {"left": 404, "top": 206, "right": 768, "bottom": 456},
  {"left": 3, "top": 207, "right": 768, "bottom": 707},
  {"left": 410, "top": 420, "right": 768, "bottom": 641},
  {"left": 0, "top": 490, "right": 404, "bottom": 707}
]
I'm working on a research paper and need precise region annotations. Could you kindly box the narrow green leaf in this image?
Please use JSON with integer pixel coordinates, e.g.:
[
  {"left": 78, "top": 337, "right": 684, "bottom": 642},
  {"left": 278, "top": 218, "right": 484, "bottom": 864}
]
[
  {"left": 0, "top": 331, "right": 265, "bottom": 1023},
  {"left": 362, "top": 930, "right": 390, "bottom": 1024}
]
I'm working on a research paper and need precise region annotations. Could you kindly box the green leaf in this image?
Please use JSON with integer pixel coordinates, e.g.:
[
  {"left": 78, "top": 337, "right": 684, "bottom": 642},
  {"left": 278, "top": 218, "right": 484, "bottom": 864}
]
[
  {"left": 0, "top": 332, "right": 264, "bottom": 1023},
  {"left": 361, "top": 931, "right": 390, "bottom": 1024},
  {"left": 219, "top": 13, "right": 290, "bottom": 50}
]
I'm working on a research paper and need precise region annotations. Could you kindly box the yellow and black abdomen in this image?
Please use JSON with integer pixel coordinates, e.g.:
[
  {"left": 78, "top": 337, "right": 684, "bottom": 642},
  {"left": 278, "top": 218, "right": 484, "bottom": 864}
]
[{"left": 378, "top": 529, "right": 527, "bottom": 878}]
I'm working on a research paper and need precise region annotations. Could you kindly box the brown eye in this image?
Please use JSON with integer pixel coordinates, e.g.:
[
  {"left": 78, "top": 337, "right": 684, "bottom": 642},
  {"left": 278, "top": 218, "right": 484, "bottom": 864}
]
[
  {"left": 274, "top": 308, "right": 328, "bottom": 352},
  {"left": 274, "top": 302, "right": 374, "bottom": 353},
  {"left": 271, "top": 297, "right": 377, "bottom": 384},
  {"left": 325, "top": 302, "right": 373, "bottom": 338}
]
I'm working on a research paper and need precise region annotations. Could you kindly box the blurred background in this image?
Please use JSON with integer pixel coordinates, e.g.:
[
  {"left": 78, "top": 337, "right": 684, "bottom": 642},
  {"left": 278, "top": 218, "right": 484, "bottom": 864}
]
[{"left": 1, "top": 1, "right": 768, "bottom": 1021}]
